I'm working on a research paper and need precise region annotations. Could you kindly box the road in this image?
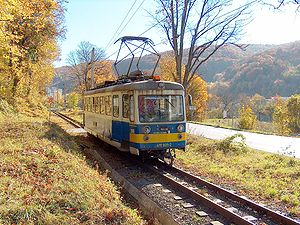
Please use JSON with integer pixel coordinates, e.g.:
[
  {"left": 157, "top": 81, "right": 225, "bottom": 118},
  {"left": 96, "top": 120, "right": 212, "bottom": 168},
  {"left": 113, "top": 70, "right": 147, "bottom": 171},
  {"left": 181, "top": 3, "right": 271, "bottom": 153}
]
[{"left": 187, "top": 123, "right": 300, "bottom": 159}]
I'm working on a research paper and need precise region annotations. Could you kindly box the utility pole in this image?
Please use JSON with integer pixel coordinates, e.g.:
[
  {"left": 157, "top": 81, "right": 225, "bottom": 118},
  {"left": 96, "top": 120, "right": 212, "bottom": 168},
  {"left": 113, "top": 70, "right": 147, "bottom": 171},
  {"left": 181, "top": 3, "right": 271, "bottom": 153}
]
[
  {"left": 63, "top": 83, "right": 67, "bottom": 109},
  {"left": 90, "top": 47, "right": 95, "bottom": 89}
]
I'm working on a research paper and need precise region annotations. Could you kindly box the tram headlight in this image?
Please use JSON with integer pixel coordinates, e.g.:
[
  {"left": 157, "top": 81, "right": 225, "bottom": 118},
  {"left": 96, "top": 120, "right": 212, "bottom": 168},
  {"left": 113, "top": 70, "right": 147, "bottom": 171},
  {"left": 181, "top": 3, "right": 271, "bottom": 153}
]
[
  {"left": 142, "top": 126, "right": 151, "bottom": 134},
  {"left": 177, "top": 124, "right": 184, "bottom": 132}
]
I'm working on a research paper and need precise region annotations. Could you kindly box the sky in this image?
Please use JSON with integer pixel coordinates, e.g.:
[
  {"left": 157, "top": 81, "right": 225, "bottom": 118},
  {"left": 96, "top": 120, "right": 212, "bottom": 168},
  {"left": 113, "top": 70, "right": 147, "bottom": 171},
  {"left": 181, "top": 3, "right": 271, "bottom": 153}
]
[{"left": 54, "top": 0, "right": 300, "bottom": 67}]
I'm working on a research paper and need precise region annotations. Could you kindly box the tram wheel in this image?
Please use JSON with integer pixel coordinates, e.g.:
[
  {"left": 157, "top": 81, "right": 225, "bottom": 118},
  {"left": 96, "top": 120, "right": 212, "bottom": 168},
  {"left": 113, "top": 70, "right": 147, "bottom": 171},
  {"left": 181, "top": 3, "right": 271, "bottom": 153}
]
[{"left": 163, "top": 149, "right": 175, "bottom": 166}]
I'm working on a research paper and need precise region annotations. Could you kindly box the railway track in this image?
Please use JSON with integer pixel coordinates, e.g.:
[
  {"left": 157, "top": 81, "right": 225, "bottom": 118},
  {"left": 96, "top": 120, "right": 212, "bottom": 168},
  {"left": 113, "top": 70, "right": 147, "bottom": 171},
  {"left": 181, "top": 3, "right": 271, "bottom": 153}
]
[
  {"left": 52, "top": 110, "right": 83, "bottom": 128},
  {"left": 145, "top": 160, "right": 300, "bottom": 225},
  {"left": 53, "top": 111, "right": 300, "bottom": 225}
]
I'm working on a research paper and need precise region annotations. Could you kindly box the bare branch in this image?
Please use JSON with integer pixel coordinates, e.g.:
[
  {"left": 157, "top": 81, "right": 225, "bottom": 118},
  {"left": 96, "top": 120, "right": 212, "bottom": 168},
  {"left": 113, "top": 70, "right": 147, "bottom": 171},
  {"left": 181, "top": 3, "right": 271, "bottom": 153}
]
[
  {"left": 66, "top": 41, "right": 106, "bottom": 91},
  {"left": 153, "top": 0, "right": 253, "bottom": 89}
]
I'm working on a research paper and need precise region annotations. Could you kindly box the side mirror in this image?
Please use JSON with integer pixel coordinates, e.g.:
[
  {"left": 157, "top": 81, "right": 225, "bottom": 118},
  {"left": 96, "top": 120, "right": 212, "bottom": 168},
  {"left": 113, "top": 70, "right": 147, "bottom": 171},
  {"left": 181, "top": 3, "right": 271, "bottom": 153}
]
[
  {"left": 188, "top": 94, "right": 193, "bottom": 106},
  {"left": 188, "top": 94, "right": 196, "bottom": 112}
]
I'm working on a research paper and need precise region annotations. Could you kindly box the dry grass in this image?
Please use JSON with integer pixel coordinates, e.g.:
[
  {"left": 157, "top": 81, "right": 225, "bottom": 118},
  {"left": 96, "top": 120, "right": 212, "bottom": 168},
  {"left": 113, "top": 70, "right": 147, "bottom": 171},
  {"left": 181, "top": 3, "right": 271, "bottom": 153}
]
[
  {"left": 176, "top": 134, "right": 300, "bottom": 217},
  {"left": 0, "top": 112, "right": 144, "bottom": 224}
]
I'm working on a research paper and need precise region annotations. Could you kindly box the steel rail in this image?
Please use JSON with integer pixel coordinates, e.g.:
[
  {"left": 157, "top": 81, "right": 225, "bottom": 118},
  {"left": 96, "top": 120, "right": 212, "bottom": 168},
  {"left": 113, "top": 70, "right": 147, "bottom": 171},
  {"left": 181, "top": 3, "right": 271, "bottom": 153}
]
[
  {"left": 154, "top": 161, "right": 300, "bottom": 225},
  {"left": 144, "top": 163, "right": 255, "bottom": 225},
  {"left": 52, "top": 111, "right": 84, "bottom": 128}
]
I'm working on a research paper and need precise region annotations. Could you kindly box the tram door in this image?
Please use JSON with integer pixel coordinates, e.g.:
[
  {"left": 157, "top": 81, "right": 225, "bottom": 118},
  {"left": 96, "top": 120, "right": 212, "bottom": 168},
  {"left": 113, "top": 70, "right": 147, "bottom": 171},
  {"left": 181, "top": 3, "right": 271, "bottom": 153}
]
[{"left": 120, "top": 94, "right": 130, "bottom": 149}]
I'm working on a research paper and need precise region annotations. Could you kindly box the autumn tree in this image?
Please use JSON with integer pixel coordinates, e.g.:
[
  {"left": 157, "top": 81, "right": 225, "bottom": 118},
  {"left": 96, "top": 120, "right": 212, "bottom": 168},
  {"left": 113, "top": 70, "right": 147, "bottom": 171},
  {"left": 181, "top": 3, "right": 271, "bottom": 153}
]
[
  {"left": 67, "top": 41, "right": 106, "bottom": 91},
  {"left": 209, "top": 81, "right": 240, "bottom": 118},
  {"left": 0, "top": 0, "right": 65, "bottom": 109},
  {"left": 153, "top": 0, "right": 252, "bottom": 90},
  {"left": 206, "top": 93, "right": 222, "bottom": 118},
  {"left": 91, "top": 60, "right": 116, "bottom": 85},
  {"left": 286, "top": 94, "right": 300, "bottom": 133},
  {"left": 238, "top": 104, "right": 257, "bottom": 130},
  {"left": 67, "top": 92, "right": 79, "bottom": 109},
  {"left": 250, "top": 94, "right": 267, "bottom": 120},
  {"left": 160, "top": 54, "right": 208, "bottom": 120},
  {"left": 273, "top": 97, "right": 291, "bottom": 135}
]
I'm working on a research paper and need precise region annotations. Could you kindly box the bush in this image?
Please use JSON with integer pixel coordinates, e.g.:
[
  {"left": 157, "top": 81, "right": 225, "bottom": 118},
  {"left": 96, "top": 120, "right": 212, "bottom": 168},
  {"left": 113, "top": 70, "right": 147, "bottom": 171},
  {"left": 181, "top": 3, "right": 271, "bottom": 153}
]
[{"left": 215, "top": 134, "right": 248, "bottom": 154}]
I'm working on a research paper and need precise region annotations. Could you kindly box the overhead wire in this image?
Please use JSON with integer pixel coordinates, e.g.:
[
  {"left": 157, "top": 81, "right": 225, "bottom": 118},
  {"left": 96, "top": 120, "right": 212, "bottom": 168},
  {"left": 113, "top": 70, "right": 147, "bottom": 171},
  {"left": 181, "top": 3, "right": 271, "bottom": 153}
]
[
  {"left": 104, "top": 23, "right": 162, "bottom": 61},
  {"left": 114, "top": 0, "right": 147, "bottom": 39},
  {"left": 103, "top": 0, "right": 150, "bottom": 61},
  {"left": 104, "top": 0, "right": 139, "bottom": 52}
]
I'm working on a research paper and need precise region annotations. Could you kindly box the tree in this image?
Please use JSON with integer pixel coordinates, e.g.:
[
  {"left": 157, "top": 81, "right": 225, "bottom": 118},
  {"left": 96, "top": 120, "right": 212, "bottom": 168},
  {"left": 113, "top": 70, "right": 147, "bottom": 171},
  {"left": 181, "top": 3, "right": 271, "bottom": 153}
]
[
  {"left": 210, "top": 81, "right": 239, "bottom": 118},
  {"left": 67, "top": 92, "right": 79, "bottom": 109},
  {"left": 286, "top": 94, "right": 300, "bottom": 133},
  {"left": 67, "top": 41, "right": 106, "bottom": 91},
  {"left": 159, "top": 54, "right": 208, "bottom": 120},
  {"left": 268, "top": 0, "right": 300, "bottom": 9},
  {"left": 186, "top": 76, "right": 208, "bottom": 120},
  {"left": 250, "top": 94, "right": 267, "bottom": 121},
  {"left": 92, "top": 60, "right": 116, "bottom": 85},
  {"left": 273, "top": 97, "right": 291, "bottom": 135},
  {"left": 206, "top": 93, "right": 223, "bottom": 118},
  {"left": 153, "top": 0, "right": 252, "bottom": 90},
  {"left": 0, "top": 0, "right": 65, "bottom": 107},
  {"left": 238, "top": 104, "right": 257, "bottom": 130}
]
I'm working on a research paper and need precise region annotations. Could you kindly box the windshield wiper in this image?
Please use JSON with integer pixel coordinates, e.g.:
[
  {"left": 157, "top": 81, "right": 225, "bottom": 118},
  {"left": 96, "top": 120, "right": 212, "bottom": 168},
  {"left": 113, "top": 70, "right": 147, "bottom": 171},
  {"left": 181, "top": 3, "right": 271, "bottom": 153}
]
[{"left": 165, "top": 99, "right": 175, "bottom": 108}]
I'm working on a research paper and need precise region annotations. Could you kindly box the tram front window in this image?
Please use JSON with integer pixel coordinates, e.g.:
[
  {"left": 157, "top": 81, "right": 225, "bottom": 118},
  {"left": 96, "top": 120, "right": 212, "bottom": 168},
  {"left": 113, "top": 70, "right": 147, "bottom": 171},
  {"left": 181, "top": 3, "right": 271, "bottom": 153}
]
[{"left": 138, "top": 95, "right": 184, "bottom": 122}]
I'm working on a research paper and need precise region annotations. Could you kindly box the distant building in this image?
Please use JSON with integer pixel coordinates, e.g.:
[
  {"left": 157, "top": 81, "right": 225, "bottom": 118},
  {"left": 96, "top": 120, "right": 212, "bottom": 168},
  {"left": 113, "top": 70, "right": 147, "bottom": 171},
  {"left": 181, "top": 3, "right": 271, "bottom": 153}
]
[{"left": 46, "top": 87, "right": 63, "bottom": 102}]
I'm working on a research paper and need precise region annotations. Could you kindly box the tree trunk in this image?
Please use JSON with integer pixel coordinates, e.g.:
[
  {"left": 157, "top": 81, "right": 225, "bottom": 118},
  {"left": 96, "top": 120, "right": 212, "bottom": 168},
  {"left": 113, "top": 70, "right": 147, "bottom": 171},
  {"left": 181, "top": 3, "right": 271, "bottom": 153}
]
[
  {"left": 12, "top": 76, "right": 19, "bottom": 98},
  {"left": 26, "top": 69, "right": 33, "bottom": 97}
]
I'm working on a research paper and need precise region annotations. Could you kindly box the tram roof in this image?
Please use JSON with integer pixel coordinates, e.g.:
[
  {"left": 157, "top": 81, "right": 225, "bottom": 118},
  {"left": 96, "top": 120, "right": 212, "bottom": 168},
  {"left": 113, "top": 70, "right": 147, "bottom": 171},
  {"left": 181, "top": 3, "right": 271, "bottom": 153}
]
[{"left": 84, "top": 80, "right": 184, "bottom": 95}]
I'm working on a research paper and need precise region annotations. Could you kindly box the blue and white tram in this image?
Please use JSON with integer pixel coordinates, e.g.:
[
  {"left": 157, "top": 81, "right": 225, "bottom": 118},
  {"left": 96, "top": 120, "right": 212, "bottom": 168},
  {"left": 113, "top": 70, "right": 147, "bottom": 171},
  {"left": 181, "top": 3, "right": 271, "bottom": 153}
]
[{"left": 83, "top": 77, "right": 186, "bottom": 161}]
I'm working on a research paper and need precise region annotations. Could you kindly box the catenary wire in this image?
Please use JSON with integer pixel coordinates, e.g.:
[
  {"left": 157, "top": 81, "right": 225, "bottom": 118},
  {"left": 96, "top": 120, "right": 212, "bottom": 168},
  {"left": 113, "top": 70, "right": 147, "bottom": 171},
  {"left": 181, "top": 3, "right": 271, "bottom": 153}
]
[{"left": 104, "top": 0, "right": 139, "bottom": 52}]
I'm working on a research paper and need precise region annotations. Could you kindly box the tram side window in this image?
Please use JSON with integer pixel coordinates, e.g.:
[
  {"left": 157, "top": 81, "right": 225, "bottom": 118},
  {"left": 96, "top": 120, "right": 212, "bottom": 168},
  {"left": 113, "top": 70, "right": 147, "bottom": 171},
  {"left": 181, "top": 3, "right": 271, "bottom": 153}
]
[
  {"left": 88, "top": 97, "right": 91, "bottom": 112},
  {"left": 130, "top": 95, "right": 134, "bottom": 122},
  {"left": 84, "top": 98, "right": 87, "bottom": 111},
  {"left": 105, "top": 95, "right": 112, "bottom": 116},
  {"left": 89, "top": 98, "right": 91, "bottom": 112},
  {"left": 100, "top": 96, "right": 104, "bottom": 114},
  {"left": 95, "top": 97, "right": 99, "bottom": 113},
  {"left": 113, "top": 95, "right": 119, "bottom": 117},
  {"left": 122, "top": 94, "right": 129, "bottom": 118},
  {"left": 89, "top": 97, "right": 92, "bottom": 112},
  {"left": 92, "top": 97, "right": 96, "bottom": 112},
  {"left": 85, "top": 98, "right": 88, "bottom": 111}
]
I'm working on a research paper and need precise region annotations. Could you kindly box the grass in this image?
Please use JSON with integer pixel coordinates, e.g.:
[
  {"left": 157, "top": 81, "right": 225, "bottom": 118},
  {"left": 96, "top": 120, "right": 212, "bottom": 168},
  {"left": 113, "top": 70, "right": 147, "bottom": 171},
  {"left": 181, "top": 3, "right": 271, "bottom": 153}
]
[
  {"left": 199, "top": 118, "right": 277, "bottom": 135},
  {"left": 175, "top": 134, "right": 300, "bottom": 217},
  {"left": 62, "top": 109, "right": 84, "bottom": 124},
  {"left": 0, "top": 112, "right": 144, "bottom": 225},
  {"left": 61, "top": 109, "right": 300, "bottom": 216}
]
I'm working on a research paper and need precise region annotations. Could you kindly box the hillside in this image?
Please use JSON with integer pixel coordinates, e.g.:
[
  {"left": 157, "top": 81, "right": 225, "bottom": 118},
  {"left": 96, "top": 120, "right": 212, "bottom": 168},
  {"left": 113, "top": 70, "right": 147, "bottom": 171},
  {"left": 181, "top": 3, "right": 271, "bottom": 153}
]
[
  {"left": 53, "top": 42, "right": 300, "bottom": 98},
  {"left": 0, "top": 110, "right": 144, "bottom": 224},
  {"left": 221, "top": 41, "right": 300, "bottom": 97}
]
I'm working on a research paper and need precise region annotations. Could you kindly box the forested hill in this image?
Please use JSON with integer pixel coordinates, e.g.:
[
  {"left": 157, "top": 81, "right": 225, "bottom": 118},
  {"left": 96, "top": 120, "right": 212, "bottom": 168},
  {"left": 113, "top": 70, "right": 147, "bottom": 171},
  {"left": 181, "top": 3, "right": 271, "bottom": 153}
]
[
  {"left": 215, "top": 41, "right": 300, "bottom": 97},
  {"left": 54, "top": 41, "right": 300, "bottom": 97}
]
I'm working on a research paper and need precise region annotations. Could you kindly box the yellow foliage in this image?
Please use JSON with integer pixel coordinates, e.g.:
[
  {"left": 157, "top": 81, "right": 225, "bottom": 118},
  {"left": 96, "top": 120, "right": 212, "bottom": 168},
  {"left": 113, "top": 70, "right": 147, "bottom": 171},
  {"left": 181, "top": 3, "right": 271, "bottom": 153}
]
[
  {"left": 273, "top": 97, "right": 291, "bottom": 135},
  {"left": 73, "top": 60, "right": 116, "bottom": 93},
  {"left": 159, "top": 54, "right": 208, "bottom": 120},
  {"left": 238, "top": 104, "right": 257, "bottom": 130},
  {"left": 0, "top": 0, "right": 64, "bottom": 111},
  {"left": 93, "top": 60, "right": 116, "bottom": 84},
  {"left": 186, "top": 76, "right": 208, "bottom": 120}
]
